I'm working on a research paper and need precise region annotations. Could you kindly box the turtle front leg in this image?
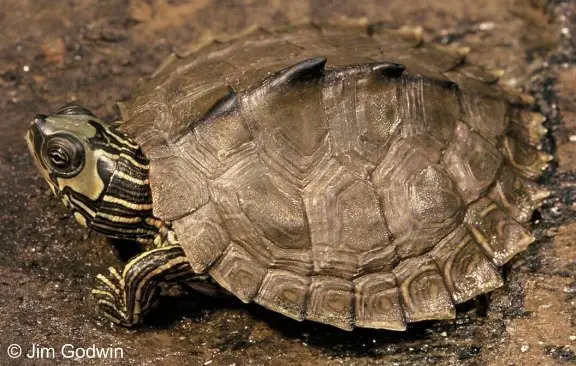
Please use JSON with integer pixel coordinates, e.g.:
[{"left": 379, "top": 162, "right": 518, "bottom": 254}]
[{"left": 91, "top": 245, "right": 193, "bottom": 326}]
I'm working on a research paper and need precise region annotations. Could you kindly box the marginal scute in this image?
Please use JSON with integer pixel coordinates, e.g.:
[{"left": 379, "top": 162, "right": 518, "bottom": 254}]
[
  {"left": 209, "top": 242, "right": 267, "bottom": 303},
  {"left": 151, "top": 64, "right": 234, "bottom": 133},
  {"left": 488, "top": 166, "right": 545, "bottom": 223},
  {"left": 409, "top": 43, "right": 466, "bottom": 73},
  {"left": 444, "top": 70, "right": 508, "bottom": 100},
  {"left": 507, "top": 109, "right": 548, "bottom": 148},
  {"left": 381, "top": 49, "right": 453, "bottom": 82},
  {"left": 303, "top": 33, "right": 381, "bottom": 67},
  {"left": 442, "top": 121, "right": 504, "bottom": 203},
  {"left": 150, "top": 52, "right": 179, "bottom": 79},
  {"left": 500, "top": 84, "right": 535, "bottom": 106},
  {"left": 314, "top": 21, "right": 368, "bottom": 35},
  {"left": 354, "top": 273, "right": 406, "bottom": 330},
  {"left": 456, "top": 64, "right": 500, "bottom": 84},
  {"left": 500, "top": 135, "right": 552, "bottom": 179},
  {"left": 369, "top": 23, "right": 423, "bottom": 48},
  {"left": 430, "top": 225, "right": 504, "bottom": 303},
  {"left": 306, "top": 276, "right": 354, "bottom": 331},
  {"left": 168, "top": 83, "right": 233, "bottom": 135},
  {"left": 465, "top": 197, "right": 535, "bottom": 266},
  {"left": 393, "top": 255, "right": 455, "bottom": 322},
  {"left": 228, "top": 40, "right": 307, "bottom": 90},
  {"left": 255, "top": 269, "right": 310, "bottom": 321}
]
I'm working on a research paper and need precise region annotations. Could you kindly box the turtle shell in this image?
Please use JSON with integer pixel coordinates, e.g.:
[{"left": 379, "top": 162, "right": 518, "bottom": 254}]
[{"left": 118, "top": 24, "right": 551, "bottom": 330}]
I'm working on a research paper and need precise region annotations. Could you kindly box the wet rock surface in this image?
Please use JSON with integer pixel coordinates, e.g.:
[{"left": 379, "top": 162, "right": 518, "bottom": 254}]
[{"left": 0, "top": 0, "right": 574, "bottom": 365}]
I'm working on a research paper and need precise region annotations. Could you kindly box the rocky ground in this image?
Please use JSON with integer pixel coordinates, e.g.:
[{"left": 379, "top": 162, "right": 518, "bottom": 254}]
[{"left": 0, "top": 0, "right": 574, "bottom": 365}]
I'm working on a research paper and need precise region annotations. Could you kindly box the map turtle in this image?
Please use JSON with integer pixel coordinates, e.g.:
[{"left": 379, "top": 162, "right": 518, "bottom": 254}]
[{"left": 26, "top": 23, "right": 552, "bottom": 330}]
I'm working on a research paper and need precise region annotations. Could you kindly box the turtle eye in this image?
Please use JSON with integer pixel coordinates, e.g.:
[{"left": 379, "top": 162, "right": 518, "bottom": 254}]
[
  {"left": 48, "top": 147, "right": 69, "bottom": 168},
  {"left": 42, "top": 134, "right": 85, "bottom": 177}
]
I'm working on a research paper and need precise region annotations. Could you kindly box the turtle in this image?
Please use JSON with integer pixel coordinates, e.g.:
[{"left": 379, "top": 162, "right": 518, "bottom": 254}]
[{"left": 25, "top": 23, "right": 553, "bottom": 331}]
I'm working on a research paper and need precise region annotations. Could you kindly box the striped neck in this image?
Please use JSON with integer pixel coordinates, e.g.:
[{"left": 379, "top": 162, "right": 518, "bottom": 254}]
[{"left": 87, "top": 139, "right": 159, "bottom": 244}]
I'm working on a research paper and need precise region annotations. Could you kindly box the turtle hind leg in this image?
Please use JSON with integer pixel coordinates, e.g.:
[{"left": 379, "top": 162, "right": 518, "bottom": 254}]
[{"left": 91, "top": 245, "right": 193, "bottom": 326}]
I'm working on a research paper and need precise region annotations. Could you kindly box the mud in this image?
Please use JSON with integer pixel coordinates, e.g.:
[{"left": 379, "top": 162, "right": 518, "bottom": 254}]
[{"left": 0, "top": 0, "right": 574, "bottom": 365}]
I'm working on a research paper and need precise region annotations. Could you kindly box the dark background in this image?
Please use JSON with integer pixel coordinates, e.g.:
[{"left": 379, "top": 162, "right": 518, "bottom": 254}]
[{"left": 1, "top": 0, "right": 575, "bottom": 365}]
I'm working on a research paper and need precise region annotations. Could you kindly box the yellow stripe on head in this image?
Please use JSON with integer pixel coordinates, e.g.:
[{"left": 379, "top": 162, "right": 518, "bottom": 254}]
[{"left": 25, "top": 105, "right": 159, "bottom": 243}]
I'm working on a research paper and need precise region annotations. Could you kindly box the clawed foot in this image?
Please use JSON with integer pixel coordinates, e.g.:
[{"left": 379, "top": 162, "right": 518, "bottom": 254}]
[
  {"left": 91, "top": 267, "right": 151, "bottom": 326},
  {"left": 90, "top": 246, "right": 193, "bottom": 327}
]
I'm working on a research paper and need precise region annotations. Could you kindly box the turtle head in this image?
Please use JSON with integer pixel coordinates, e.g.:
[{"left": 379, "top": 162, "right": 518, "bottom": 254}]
[
  {"left": 25, "top": 105, "right": 154, "bottom": 242},
  {"left": 25, "top": 105, "right": 121, "bottom": 227}
]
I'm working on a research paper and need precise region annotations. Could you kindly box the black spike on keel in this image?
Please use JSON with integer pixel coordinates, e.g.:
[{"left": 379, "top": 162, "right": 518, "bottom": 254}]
[
  {"left": 268, "top": 57, "right": 327, "bottom": 88},
  {"left": 371, "top": 62, "right": 406, "bottom": 78},
  {"left": 203, "top": 88, "right": 239, "bottom": 120},
  {"left": 188, "top": 87, "right": 239, "bottom": 131}
]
